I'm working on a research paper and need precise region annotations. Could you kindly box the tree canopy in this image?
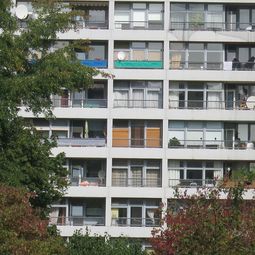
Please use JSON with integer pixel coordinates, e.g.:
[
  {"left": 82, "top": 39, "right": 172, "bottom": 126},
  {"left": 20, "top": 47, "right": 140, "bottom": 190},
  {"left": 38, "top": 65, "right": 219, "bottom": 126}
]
[
  {"left": 0, "top": 0, "right": 101, "bottom": 211},
  {"left": 68, "top": 231, "right": 147, "bottom": 255},
  {"left": 151, "top": 187, "right": 255, "bottom": 255},
  {"left": 0, "top": 184, "right": 68, "bottom": 255}
]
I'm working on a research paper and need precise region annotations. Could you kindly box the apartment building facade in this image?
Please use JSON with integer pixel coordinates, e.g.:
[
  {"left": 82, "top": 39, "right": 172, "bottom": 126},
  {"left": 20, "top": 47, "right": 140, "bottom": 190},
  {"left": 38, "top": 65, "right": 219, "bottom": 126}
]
[{"left": 16, "top": 0, "right": 255, "bottom": 245}]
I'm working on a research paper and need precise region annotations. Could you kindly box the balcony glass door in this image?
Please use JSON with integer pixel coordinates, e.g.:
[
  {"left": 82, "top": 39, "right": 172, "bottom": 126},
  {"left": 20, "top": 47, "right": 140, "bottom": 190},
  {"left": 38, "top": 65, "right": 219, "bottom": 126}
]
[
  {"left": 131, "top": 207, "right": 142, "bottom": 226},
  {"left": 131, "top": 166, "right": 142, "bottom": 186},
  {"left": 224, "top": 129, "right": 235, "bottom": 149},
  {"left": 131, "top": 123, "right": 144, "bottom": 147},
  {"left": 225, "top": 90, "right": 235, "bottom": 109},
  {"left": 132, "top": 89, "right": 144, "bottom": 108}
]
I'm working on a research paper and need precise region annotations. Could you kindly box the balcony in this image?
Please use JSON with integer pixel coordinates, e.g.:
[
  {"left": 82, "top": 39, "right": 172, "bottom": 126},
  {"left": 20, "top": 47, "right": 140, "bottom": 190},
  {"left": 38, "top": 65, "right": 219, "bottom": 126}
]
[
  {"left": 169, "top": 178, "right": 219, "bottom": 188},
  {"left": 111, "top": 217, "right": 160, "bottom": 227},
  {"left": 74, "top": 19, "right": 108, "bottom": 30},
  {"left": 52, "top": 98, "right": 107, "bottom": 108},
  {"left": 114, "top": 60, "right": 163, "bottom": 69},
  {"left": 69, "top": 176, "right": 105, "bottom": 187},
  {"left": 169, "top": 22, "right": 255, "bottom": 31},
  {"left": 169, "top": 99, "right": 255, "bottom": 110},
  {"left": 115, "top": 21, "right": 163, "bottom": 30},
  {"left": 114, "top": 99, "right": 162, "bottom": 109},
  {"left": 72, "top": 1, "right": 108, "bottom": 29},
  {"left": 50, "top": 216, "right": 105, "bottom": 226},
  {"left": 112, "top": 138, "right": 162, "bottom": 148},
  {"left": 57, "top": 138, "right": 106, "bottom": 147},
  {"left": 76, "top": 42, "right": 108, "bottom": 68},
  {"left": 80, "top": 59, "right": 107, "bottom": 68},
  {"left": 169, "top": 61, "right": 255, "bottom": 71},
  {"left": 168, "top": 139, "right": 255, "bottom": 150},
  {"left": 114, "top": 42, "right": 163, "bottom": 69},
  {"left": 114, "top": 2, "right": 164, "bottom": 30},
  {"left": 112, "top": 177, "right": 161, "bottom": 187}
]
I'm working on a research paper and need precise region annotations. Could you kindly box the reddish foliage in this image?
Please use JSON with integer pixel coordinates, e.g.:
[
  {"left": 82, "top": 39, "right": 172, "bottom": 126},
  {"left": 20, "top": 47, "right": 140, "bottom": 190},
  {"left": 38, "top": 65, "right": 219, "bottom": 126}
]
[{"left": 150, "top": 188, "right": 255, "bottom": 255}]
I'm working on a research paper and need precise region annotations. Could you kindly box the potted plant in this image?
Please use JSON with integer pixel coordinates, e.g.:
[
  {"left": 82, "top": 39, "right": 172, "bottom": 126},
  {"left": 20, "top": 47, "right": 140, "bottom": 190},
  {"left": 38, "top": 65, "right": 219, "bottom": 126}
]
[{"left": 168, "top": 137, "right": 181, "bottom": 147}]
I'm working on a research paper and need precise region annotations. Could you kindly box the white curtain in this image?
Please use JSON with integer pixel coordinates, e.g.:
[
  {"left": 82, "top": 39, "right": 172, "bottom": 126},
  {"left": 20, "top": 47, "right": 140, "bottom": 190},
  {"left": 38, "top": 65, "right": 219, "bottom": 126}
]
[
  {"left": 169, "top": 169, "right": 181, "bottom": 186},
  {"left": 49, "top": 208, "right": 59, "bottom": 225},
  {"left": 147, "top": 209, "right": 155, "bottom": 224},
  {"left": 169, "top": 91, "right": 179, "bottom": 108},
  {"left": 206, "top": 13, "right": 223, "bottom": 29},
  {"left": 133, "top": 11, "right": 146, "bottom": 27},
  {"left": 207, "top": 91, "right": 221, "bottom": 109},
  {"left": 112, "top": 169, "right": 127, "bottom": 186},
  {"left": 147, "top": 91, "right": 159, "bottom": 108},
  {"left": 114, "top": 90, "right": 129, "bottom": 107},
  {"left": 133, "top": 89, "right": 144, "bottom": 108}
]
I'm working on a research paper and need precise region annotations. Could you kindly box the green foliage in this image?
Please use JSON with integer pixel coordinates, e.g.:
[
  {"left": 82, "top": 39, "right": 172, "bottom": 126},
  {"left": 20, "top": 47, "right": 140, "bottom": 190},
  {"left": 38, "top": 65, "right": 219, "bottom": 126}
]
[
  {"left": 68, "top": 231, "right": 147, "bottom": 255},
  {"left": 0, "top": 184, "right": 68, "bottom": 255},
  {"left": 231, "top": 169, "right": 255, "bottom": 183},
  {"left": 0, "top": 0, "right": 102, "bottom": 212},
  {"left": 168, "top": 137, "right": 181, "bottom": 147}
]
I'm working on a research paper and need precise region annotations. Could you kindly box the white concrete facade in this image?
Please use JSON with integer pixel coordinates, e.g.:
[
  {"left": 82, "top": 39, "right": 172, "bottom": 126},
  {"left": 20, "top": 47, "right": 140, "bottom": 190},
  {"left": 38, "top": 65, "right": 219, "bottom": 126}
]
[{"left": 16, "top": 0, "right": 255, "bottom": 239}]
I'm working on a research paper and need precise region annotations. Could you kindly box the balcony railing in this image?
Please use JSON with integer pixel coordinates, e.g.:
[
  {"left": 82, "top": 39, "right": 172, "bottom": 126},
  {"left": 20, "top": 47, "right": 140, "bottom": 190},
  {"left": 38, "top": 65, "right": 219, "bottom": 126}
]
[
  {"left": 169, "top": 99, "right": 255, "bottom": 110},
  {"left": 168, "top": 139, "right": 255, "bottom": 150},
  {"left": 52, "top": 98, "right": 107, "bottom": 108},
  {"left": 112, "top": 177, "right": 161, "bottom": 187},
  {"left": 70, "top": 176, "right": 106, "bottom": 187},
  {"left": 169, "top": 178, "right": 220, "bottom": 188},
  {"left": 73, "top": 19, "right": 108, "bottom": 29},
  {"left": 170, "top": 21, "right": 255, "bottom": 31},
  {"left": 57, "top": 138, "right": 106, "bottom": 147},
  {"left": 49, "top": 216, "right": 105, "bottom": 226},
  {"left": 115, "top": 21, "right": 164, "bottom": 30},
  {"left": 112, "top": 138, "right": 162, "bottom": 148},
  {"left": 80, "top": 59, "right": 108, "bottom": 68},
  {"left": 114, "top": 60, "right": 163, "bottom": 69},
  {"left": 114, "top": 99, "right": 162, "bottom": 108},
  {"left": 111, "top": 217, "right": 160, "bottom": 227},
  {"left": 169, "top": 61, "right": 255, "bottom": 71}
]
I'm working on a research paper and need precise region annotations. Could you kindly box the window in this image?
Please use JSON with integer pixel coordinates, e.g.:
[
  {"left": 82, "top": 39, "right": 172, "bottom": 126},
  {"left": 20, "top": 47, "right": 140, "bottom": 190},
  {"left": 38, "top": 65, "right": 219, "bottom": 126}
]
[
  {"left": 111, "top": 199, "right": 160, "bottom": 226},
  {"left": 115, "top": 2, "right": 163, "bottom": 29},
  {"left": 170, "top": 43, "right": 223, "bottom": 70},
  {"left": 112, "top": 159, "right": 161, "bottom": 187},
  {"left": 168, "top": 121, "right": 223, "bottom": 148},
  {"left": 113, "top": 80, "right": 162, "bottom": 108},
  {"left": 169, "top": 82, "right": 223, "bottom": 109},
  {"left": 170, "top": 3, "right": 224, "bottom": 30},
  {"left": 168, "top": 160, "right": 223, "bottom": 187},
  {"left": 75, "top": 42, "right": 107, "bottom": 61}
]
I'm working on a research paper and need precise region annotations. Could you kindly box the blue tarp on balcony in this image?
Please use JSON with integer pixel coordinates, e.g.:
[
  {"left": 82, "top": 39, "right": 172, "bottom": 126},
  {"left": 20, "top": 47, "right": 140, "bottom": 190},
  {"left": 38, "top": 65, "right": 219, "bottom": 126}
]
[{"left": 80, "top": 60, "right": 108, "bottom": 68}]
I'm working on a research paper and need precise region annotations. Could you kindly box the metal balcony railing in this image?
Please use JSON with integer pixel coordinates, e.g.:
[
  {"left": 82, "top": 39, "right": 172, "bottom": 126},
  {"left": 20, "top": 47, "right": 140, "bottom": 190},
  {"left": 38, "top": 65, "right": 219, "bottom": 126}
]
[
  {"left": 115, "top": 20, "right": 164, "bottom": 30},
  {"left": 70, "top": 176, "right": 106, "bottom": 187},
  {"left": 114, "top": 99, "right": 162, "bottom": 109},
  {"left": 57, "top": 138, "right": 106, "bottom": 147},
  {"left": 168, "top": 99, "right": 255, "bottom": 110},
  {"left": 73, "top": 19, "right": 108, "bottom": 29},
  {"left": 112, "top": 138, "right": 162, "bottom": 148},
  {"left": 52, "top": 98, "right": 107, "bottom": 108},
  {"left": 168, "top": 139, "right": 255, "bottom": 150},
  {"left": 111, "top": 217, "right": 160, "bottom": 227},
  {"left": 168, "top": 178, "right": 220, "bottom": 188},
  {"left": 49, "top": 216, "right": 105, "bottom": 226},
  {"left": 169, "top": 61, "right": 255, "bottom": 71},
  {"left": 112, "top": 177, "right": 161, "bottom": 187},
  {"left": 169, "top": 21, "right": 255, "bottom": 31}
]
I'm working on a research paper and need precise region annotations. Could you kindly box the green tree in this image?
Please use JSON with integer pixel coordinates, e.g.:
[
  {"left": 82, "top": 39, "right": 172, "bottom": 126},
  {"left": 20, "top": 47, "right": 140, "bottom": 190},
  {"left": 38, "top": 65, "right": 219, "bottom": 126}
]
[
  {"left": 0, "top": 0, "right": 101, "bottom": 211},
  {"left": 0, "top": 184, "right": 68, "bottom": 255},
  {"left": 151, "top": 187, "right": 255, "bottom": 255},
  {"left": 68, "top": 231, "right": 147, "bottom": 255}
]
